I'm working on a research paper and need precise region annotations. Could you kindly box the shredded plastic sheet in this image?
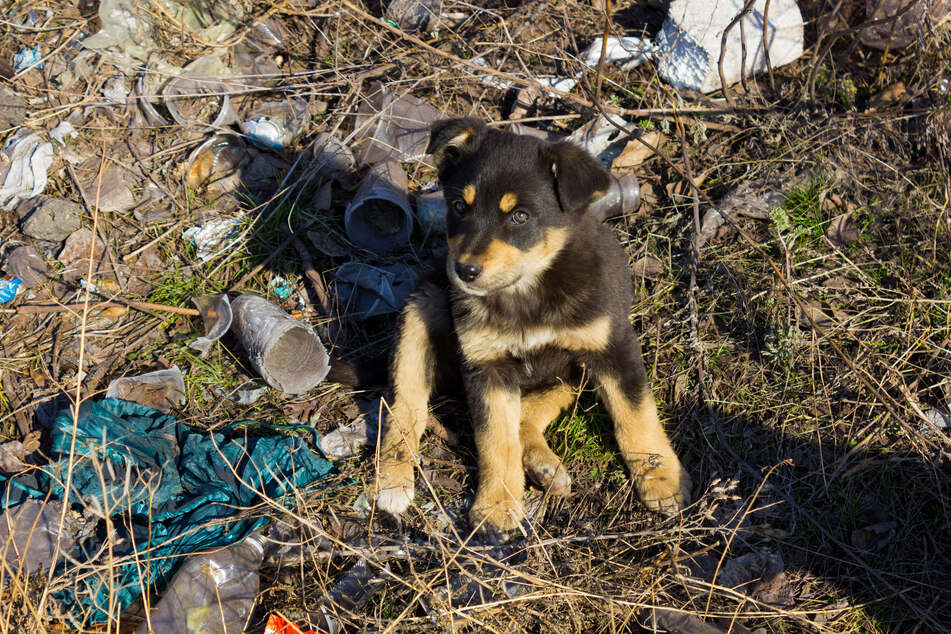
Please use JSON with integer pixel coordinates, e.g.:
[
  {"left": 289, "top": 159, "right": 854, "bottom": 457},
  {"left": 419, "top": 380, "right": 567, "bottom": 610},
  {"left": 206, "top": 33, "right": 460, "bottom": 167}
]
[{"left": 0, "top": 398, "right": 334, "bottom": 625}]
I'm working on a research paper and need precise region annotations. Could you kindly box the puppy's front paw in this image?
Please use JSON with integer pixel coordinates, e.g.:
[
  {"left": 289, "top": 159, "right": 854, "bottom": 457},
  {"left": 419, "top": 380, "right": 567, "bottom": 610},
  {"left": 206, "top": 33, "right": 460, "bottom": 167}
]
[
  {"left": 469, "top": 491, "right": 524, "bottom": 538},
  {"left": 375, "top": 458, "right": 415, "bottom": 516},
  {"left": 634, "top": 456, "right": 692, "bottom": 517}
]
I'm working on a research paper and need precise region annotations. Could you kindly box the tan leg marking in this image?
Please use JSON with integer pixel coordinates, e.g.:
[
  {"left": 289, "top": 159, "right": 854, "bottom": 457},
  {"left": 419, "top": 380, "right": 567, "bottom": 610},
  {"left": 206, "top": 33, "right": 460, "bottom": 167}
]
[
  {"left": 520, "top": 382, "right": 577, "bottom": 496},
  {"left": 599, "top": 376, "right": 692, "bottom": 515},
  {"left": 376, "top": 301, "right": 434, "bottom": 515},
  {"left": 470, "top": 385, "right": 524, "bottom": 533}
]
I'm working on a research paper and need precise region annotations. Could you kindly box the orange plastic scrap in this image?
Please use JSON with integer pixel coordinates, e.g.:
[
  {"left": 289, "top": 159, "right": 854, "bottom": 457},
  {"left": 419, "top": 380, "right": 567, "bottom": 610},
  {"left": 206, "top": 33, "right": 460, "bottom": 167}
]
[{"left": 264, "top": 613, "right": 317, "bottom": 634}]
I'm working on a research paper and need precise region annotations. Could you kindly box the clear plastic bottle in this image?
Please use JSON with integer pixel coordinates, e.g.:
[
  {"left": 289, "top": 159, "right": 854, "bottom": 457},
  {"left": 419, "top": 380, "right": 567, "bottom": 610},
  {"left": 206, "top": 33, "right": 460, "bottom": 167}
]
[{"left": 135, "top": 533, "right": 266, "bottom": 634}]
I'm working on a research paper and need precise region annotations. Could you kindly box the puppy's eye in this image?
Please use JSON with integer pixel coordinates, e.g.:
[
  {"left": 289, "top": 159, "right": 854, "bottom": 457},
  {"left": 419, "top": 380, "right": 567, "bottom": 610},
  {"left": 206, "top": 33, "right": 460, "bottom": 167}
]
[
  {"left": 511, "top": 210, "right": 529, "bottom": 225},
  {"left": 452, "top": 200, "right": 467, "bottom": 214}
]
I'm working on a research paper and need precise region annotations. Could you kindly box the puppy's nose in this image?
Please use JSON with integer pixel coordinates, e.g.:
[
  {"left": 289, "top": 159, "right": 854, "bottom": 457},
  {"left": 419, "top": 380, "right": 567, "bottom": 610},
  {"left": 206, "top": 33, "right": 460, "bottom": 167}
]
[{"left": 454, "top": 261, "right": 482, "bottom": 283}]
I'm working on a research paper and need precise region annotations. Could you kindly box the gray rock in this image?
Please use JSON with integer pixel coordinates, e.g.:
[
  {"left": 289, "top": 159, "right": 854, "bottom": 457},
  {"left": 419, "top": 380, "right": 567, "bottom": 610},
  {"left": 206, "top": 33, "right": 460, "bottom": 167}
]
[
  {"left": 17, "top": 196, "right": 83, "bottom": 241},
  {"left": 86, "top": 167, "right": 136, "bottom": 212},
  {"left": 0, "top": 86, "right": 26, "bottom": 129}
]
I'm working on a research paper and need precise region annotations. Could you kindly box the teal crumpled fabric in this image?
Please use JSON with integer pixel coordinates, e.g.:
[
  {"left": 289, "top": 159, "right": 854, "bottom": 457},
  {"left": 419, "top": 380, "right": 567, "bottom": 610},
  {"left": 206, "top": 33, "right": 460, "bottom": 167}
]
[{"left": 0, "top": 398, "right": 335, "bottom": 625}]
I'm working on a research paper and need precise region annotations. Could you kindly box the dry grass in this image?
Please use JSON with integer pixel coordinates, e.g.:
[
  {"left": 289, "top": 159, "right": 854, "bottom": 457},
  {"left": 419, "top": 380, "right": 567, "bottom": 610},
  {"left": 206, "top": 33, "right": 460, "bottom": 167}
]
[{"left": 0, "top": 0, "right": 949, "bottom": 631}]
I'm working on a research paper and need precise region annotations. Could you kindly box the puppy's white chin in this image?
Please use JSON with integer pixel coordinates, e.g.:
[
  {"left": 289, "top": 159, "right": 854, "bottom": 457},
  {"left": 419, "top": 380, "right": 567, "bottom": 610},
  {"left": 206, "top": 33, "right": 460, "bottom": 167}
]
[{"left": 451, "top": 276, "right": 489, "bottom": 296}]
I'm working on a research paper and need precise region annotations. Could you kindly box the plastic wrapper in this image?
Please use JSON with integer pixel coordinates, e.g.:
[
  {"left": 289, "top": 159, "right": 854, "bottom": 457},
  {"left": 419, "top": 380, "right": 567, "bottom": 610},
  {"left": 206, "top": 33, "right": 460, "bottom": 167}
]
[
  {"left": 334, "top": 262, "right": 418, "bottom": 320},
  {"left": 352, "top": 81, "right": 443, "bottom": 165},
  {"left": 105, "top": 366, "right": 186, "bottom": 413},
  {"left": 0, "top": 500, "right": 77, "bottom": 578},
  {"left": 135, "top": 533, "right": 266, "bottom": 634},
  {"left": 656, "top": 0, "right": 803, "bottom": 93},
  {"left": 231, "top": 294, "right": 330, "bottom": 394},
  {"left": 384, "top": 0, "right": 441, "bottom": 31},
  {"left": 0, "top": 130, "right": 53, "bottom": 210},
  {"left": 164, "top": 56, "right": 238, "bottom": 131},
  {"left": 344, "top": 161, "right": 414, "bottom": 253},
  {"left": 189, "top": 293, "right": 233, "bottom": 355}
]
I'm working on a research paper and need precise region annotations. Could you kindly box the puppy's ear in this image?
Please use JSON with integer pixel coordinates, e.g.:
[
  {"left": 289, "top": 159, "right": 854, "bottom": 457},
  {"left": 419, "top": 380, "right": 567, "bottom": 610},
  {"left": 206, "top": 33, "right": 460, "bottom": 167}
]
[
  {"left": 547, "top": 141, "right": 613, "bottom": 214},
  {"left": 427, "top": 117, "right": 486, "bottom": 169}
]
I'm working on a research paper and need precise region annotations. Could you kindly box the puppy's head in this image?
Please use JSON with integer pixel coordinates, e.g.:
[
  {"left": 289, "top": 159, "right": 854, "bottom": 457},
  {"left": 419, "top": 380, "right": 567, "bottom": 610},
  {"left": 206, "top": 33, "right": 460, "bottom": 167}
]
[{"left": 428, "top": 118, "right": 612, "bottom": 296}]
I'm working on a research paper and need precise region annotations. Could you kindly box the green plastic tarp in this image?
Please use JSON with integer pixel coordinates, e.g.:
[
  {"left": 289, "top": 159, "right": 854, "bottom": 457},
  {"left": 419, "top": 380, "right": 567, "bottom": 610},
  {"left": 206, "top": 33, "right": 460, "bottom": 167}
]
[{"left": 0, "top": 398, "right": 335, "bottom": 625}]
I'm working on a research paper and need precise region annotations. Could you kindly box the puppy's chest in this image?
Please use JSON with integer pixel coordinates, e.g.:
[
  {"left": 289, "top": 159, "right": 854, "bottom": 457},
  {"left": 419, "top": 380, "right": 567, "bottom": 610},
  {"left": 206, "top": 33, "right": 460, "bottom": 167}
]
[{"left": 457, "top": 316, "right": 611, "bottom": 367}]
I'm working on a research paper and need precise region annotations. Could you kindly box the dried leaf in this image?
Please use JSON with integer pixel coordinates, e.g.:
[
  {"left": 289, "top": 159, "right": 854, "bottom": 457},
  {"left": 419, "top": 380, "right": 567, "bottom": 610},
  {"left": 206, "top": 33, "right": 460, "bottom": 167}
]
[
  {"left": 851, "top": 521, "right": 896, "bottom": 551},
  {"left": 631, "top": 255, "right": 664, "bottom": 279},
  {"left": 611, "top": 131, "right": 665, "bottom": 169},
  {"left": 827, "top": 213, "right": 859, "bottom": 246},
  {"left": 0, "top": 431, "right": 40, "bottom": 473},
  {"left": 308, "top": 231, "right": 349, "bottom": 258}
]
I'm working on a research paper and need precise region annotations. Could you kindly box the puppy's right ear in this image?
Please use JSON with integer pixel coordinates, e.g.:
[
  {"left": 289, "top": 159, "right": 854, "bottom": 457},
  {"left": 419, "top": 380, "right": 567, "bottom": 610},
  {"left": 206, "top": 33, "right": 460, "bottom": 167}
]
[{"left": 427, "top": 117, "right": 486, "bottom": 169}]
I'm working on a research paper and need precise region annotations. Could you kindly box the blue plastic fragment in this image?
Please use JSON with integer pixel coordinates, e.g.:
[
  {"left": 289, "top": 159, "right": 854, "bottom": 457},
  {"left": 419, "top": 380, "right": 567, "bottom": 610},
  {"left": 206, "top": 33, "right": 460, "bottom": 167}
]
[
  {"left": 13, "top": 47, "right": 42, "bottom": 72},
  {"left": 0, "top": 278, "right": 22, "bottom": 303},
  {"left": 269, "top": 276, "right": 295, "bottom": 299}
]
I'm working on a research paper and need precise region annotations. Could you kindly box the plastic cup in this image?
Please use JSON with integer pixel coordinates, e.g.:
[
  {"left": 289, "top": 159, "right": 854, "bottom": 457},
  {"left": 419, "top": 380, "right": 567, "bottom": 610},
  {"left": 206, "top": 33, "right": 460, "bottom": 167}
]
[{"left": 344, "top": 161, "right": 413, "bottom": 254}]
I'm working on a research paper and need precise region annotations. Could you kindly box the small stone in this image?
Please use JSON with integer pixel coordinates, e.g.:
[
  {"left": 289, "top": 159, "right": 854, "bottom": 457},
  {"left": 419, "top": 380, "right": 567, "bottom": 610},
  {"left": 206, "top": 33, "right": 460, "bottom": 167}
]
[
  {"left": 86, "top": 167, "right": 136, "bottom": 212},
  {"left": 5, "top": 245, "right": 47, "bottom": 288},
  {"left": 17, "top": 196, "right": 83, "bottom": 241},
  {"left": 58, "top": 229, "right": 106, "bottom": 281}
]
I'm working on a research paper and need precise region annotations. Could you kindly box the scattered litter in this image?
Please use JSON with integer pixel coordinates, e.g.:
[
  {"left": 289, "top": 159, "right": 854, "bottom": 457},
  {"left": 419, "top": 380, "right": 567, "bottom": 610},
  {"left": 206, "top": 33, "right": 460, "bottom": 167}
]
[
  {"left": 851, "top": 521, "right": 896, "bottom": 551},
  {"left": 467, "top": 57, "right": 579, "bottom": 98},
  {"left": 352, "top": 492, "right": 372, "bottom": 519},
  {"left": 647, "top": 608, "right": 727, "bottom": 634},
  {"left": 611, "top": 131, "right": 665, "bottom": 169},
  {"left": 309, "top": 132, "right": 356, "bottom": 184},
  {"left": 588, "top": 173, "right": 641, "bottom": 221},
  {"left": 656, "top": 0, "right": 804, "bottom": 93},
  {"left": 185, "top": 133, "right": 249, "bottom": 194},
  {"left": 385, "top": 0, "right": 441, "bottom": 31},
  {"left": 265, "top": 614, "right": 316, "bottom": 634},
  {"left": 231, "top": 294, "right": 331, "bottom": 394},
  {"left": 416, "top": 190, "right": 446, "bottom": 239},
  {"left": 307, "top": 230, "right": 349, "bottom": 258},
  {"left": 269, "top": 276, "right": 296, "bottom": 299},
  {"left": 826, "top": 213, "right": 860, "bottom": 246},
  {"left": 4, "top": 244, "right": 47, "bottom": 288},
  {"left": 0, "top": 431, "right": 40, "bottom": 473},
  {"left": 567, "top": 114, "right": 630, "bottom": 165},
  {"left": 860, "top": 0, "right": 951, "bottom": 50},
  {"left": 239, "top": 98, "right": 307, "bottom": 149},
  {"left": 216, "top": 379, "right": 269, "bottom": 406},
  {"left": 0, "top": 398, "right": 334, "bottom": 624},
  {"left": 0, "top": 500, "right": 82, "bottom": 579},
  {"left": 320, "top": 411, "right": 379, "bottom": 459},
  {"left": 134, "top": 533, "right": 267, "bottom": 634},
  {"left": 164, "top": 55, "right": 238, "bottom": 131},
  {"left": 352, "top": 82, "right": 443, "bottom": 165},
  {"left": 0, "top": 130, "right": 53, "bottom": 210},
  {"left": 183, "top": 216, "right": 244, "bottom": 262},
  {"left": 335, "top": 262, "right": 418, "bottom": 319},
  {"left": 0, "top": 278, "right": 22, "bottom": 303},
  {"left": 50, "top": 120, "right": 77, "bottom": 145},
  {"left": 920, "top": 408, "right": 951, "bottom": 436},
  {"left": 345, "top": 161, "right": 414, "bottom": 253},
  {"left": 13, "top": 47, "right": 42, "bottom": 73},
  {"left": 580, "top": 36, "right": 658, "bottom": 70},
  {"left": 189, "top": 293, "right": 233, "bottom": 355},
  {"left": 105, "top": 366, "right": 186, "bottom": 413},
  {"left": 16, "top": 196, "right": 82, "bottom": 241}
]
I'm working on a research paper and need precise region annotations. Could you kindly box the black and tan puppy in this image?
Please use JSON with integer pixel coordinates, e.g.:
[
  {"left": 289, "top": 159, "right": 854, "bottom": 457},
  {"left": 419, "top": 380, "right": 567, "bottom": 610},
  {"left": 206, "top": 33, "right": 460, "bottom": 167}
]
[{"left": 375, "top": 117, "right": 692, "bottom": 535}]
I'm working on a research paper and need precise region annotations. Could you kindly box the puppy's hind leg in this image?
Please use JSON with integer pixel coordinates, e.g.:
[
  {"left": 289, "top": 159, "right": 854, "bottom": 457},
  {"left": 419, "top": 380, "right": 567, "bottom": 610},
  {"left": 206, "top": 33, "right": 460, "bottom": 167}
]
[
  {"left": 375, "top": 283, "right": 449, "bottom": 516},
  {"left": 520, "top": 381, "right": 576, "bottom": 497}
]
